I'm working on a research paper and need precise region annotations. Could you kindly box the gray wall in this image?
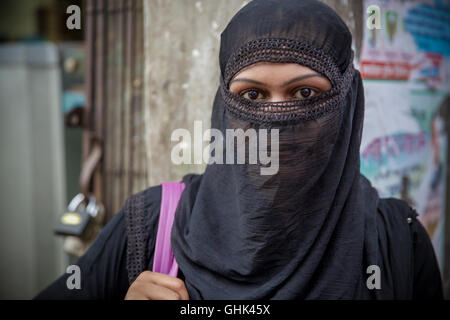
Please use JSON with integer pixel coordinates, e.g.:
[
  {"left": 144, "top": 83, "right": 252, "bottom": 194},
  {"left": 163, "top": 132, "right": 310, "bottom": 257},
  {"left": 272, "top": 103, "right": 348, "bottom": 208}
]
[{"left": 143, "top": 0, "right": 251, "bottom": 185}]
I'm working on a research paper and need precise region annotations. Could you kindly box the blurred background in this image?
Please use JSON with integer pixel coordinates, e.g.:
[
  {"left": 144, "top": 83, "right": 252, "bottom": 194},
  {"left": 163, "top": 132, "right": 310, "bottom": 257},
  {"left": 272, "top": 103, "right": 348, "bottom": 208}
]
[{"left": 0, "top": 0, "right": 449, "bottom": 299}]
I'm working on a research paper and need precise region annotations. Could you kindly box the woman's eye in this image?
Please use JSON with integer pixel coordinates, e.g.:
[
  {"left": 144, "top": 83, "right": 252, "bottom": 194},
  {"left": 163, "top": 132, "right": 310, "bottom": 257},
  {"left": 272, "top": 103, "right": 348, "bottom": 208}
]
[
  {"left": 293, "top": 87, "right": 317, "bottom": 99},
  {"left": 241, "top": 89, "right": 265, "bottom": 101}
]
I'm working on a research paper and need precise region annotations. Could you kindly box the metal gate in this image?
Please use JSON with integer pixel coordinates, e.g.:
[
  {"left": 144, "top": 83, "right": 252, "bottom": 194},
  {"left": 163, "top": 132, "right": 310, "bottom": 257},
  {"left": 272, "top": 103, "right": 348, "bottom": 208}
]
[{"left": 85, "top": 0, "right": 147, "bottom": 221}]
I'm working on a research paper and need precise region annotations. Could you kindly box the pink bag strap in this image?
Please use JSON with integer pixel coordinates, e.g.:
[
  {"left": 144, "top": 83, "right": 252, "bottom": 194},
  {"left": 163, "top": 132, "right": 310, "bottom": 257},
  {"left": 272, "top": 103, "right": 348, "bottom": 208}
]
[{"left": 152, "top": 182, "right": 185, "bottom": 277}]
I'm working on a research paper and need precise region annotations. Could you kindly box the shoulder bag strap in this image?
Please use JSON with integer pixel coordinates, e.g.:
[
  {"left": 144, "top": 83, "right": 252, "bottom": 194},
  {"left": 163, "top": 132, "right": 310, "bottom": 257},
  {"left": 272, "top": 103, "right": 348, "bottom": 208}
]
[{"left": 152, "top": 181, "right": 185, "bottom": 277}]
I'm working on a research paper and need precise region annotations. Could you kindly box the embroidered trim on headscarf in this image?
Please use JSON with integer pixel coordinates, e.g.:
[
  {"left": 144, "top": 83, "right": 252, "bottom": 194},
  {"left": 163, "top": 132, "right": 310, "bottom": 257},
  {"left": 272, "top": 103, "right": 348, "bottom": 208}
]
[{"left": 220, "top": 38, "right": 354, "bottom": 125}]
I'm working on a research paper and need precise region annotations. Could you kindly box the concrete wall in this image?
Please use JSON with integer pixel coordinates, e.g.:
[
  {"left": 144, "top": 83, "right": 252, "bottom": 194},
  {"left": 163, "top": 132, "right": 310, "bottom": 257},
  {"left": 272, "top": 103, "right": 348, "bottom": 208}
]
[{"left": 143, "top": 0, "right": 250, "bottom": 185}]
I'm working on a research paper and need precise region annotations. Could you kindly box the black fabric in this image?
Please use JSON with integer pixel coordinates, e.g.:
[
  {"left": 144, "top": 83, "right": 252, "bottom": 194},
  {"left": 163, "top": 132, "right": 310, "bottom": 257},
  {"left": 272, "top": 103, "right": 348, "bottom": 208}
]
[
  {"left": 33, "top": 195, "right": 442, "bottom": 300},
  {"left": 171, "top": 0, "right": 374, "bottom": 299},
  {"left": 124, "top": 188, "right": 154, "bottom": 284},
  {"left": 218, "top": 0, "right": 352, "bottom": 76}
]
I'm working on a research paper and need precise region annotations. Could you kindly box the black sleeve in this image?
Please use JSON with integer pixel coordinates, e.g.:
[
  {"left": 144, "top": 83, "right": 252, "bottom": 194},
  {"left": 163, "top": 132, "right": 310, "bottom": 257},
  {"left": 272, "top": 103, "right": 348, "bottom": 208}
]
[
  {"left": 411, "top": 216, "right": 444, "bottom": 300},
  {"left": 34, "top": 210, "right": 130, "bottom": 300}
]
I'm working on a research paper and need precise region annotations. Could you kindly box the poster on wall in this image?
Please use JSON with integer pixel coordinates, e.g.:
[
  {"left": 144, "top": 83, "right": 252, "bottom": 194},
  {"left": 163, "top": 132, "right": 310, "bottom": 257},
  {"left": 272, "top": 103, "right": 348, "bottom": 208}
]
[{"left": 360, "top": 0, "right": 450, "bottom": 268}]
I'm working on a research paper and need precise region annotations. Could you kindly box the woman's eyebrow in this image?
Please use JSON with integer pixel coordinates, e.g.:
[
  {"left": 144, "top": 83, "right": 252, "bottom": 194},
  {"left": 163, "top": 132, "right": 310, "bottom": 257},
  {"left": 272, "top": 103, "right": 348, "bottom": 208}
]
[
  {"left": 229, "top": 78, "right": 266, "bottom": 86},
  {"left": 282, "top": 73, "right": 325, "bottom": 87},
  {"left": 229, "top": 74, "right": 327, "bottom": 87}
]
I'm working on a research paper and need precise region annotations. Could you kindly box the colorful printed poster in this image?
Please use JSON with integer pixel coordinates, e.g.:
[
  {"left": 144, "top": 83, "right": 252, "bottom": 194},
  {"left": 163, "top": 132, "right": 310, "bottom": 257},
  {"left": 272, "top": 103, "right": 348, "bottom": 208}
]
[
  {"left": 361, "top": 0, "right": 449, "bottom": 88},
  {"left": 360, "top": 0, "right": 450, "bottom": 268}
]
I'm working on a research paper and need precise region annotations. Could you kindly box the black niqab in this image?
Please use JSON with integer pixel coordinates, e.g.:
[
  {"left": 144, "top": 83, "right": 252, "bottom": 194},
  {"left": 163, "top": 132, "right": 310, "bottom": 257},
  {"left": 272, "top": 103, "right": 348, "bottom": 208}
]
[{"left": 172, "top": 0, "right": 382, "bottom": 299}]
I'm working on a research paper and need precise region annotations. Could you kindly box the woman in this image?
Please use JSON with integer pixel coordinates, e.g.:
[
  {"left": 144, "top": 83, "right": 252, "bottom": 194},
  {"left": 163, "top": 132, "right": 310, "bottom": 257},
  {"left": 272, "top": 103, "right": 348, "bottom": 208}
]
[{"left": 36, "top": 0, "right": 443, "bottom": 300}]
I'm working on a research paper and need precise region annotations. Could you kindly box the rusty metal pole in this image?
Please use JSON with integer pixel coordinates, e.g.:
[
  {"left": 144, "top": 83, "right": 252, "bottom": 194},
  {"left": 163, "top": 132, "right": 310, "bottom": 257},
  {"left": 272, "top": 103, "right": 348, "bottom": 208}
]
[
  {"left": 80, "top": 0, "right": 97, "bottom": 200},
  {"left": 84, "top": 0, "right": 96, "bottom": 164}
]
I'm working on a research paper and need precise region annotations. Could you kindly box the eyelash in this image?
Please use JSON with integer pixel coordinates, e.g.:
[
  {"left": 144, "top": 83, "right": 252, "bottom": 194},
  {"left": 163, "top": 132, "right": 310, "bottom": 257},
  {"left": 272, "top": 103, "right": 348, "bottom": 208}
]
[
  {"left": 240, "top": 88, "right": 268, "bottom": 99},
  {"left": 239, "top": 86, "right": 320, "bottom": 100}
]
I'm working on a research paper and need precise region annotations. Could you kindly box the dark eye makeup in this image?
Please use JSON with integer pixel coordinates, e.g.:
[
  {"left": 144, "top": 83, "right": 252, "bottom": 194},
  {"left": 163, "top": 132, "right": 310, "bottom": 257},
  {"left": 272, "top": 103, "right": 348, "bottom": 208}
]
[
  {"left": 240, "top": 88, "right": 267, "bottom": 100},
  {"left": 238, "top": 86, "right": 321, "bottom": 101}
]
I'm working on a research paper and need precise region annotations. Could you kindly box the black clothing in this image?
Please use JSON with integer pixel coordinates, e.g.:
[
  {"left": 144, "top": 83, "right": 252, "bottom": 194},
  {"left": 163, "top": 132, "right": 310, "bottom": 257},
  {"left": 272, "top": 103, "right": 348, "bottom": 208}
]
[{"left": 34, "top": 185, "right": 442, "bottom": 300}]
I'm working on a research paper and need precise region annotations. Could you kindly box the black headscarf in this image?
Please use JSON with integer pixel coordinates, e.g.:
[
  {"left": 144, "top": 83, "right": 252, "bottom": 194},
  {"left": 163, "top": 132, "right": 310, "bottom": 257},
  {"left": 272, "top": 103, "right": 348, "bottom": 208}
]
[{"left": 171, "top": 0, "right": 382, "bottom": 299}]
